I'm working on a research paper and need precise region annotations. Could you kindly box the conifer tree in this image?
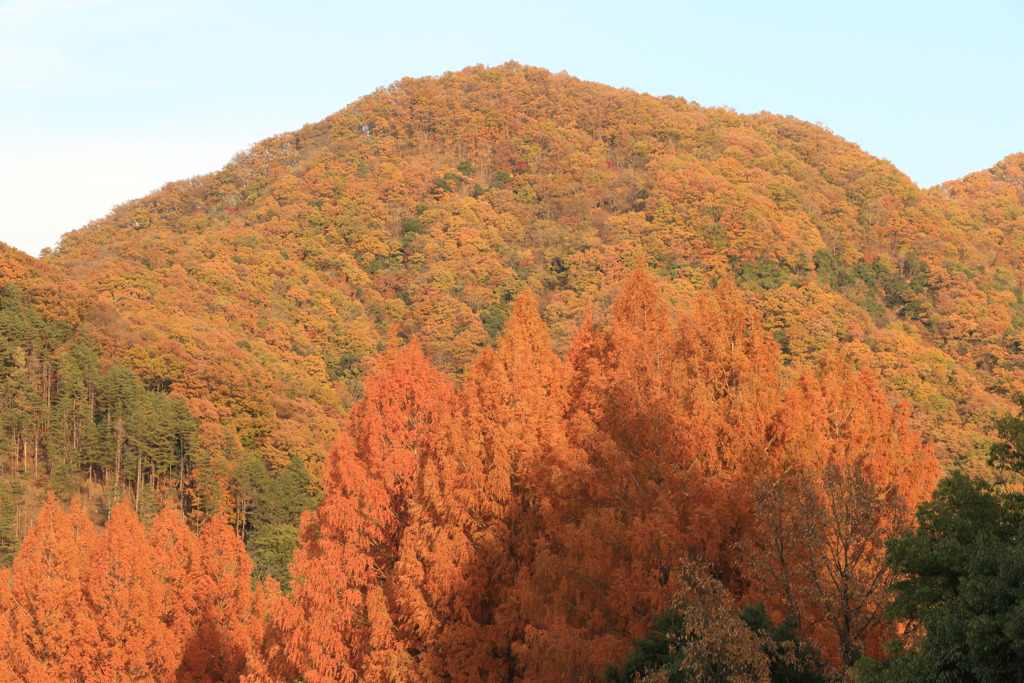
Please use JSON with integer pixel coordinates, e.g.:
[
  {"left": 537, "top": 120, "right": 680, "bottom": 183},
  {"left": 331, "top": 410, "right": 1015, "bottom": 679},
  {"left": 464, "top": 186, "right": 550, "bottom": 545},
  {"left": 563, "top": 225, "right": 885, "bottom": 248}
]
[
  {"left": 179, "top": 513, "right": 260, "bottom": 681},
  {"left": 86, "top": 500, "right": 179, "bottom": 679},
  {"left": 744, "top": 356, "right": 938, "bottom": 668},
  {"left": 282, "top": 340, "right": 453, "bottom": 682},
  {"left": 0, "top": 496, "right": 98, "bottom": 679}
]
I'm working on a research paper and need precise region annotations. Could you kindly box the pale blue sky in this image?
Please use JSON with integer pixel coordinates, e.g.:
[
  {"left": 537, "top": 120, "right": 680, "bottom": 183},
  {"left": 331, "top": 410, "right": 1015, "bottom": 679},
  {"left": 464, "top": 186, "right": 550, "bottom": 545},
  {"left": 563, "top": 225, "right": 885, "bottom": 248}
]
[{"left": 2, "top": 0, "right": 1021, "bottom": 257}]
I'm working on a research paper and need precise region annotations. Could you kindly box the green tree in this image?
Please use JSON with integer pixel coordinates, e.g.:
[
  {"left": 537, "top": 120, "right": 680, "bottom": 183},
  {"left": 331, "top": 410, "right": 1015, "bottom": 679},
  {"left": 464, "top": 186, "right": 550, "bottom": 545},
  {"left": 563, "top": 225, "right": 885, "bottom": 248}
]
[
  {"left": 0, "top": 481, "right": 20, "bottom": 566},
  {"left": 864, "top": 399, "right": 1024, "bottom": 681},
  {"left": 234, "top": 453, "right": 315, "bottom": 589}
]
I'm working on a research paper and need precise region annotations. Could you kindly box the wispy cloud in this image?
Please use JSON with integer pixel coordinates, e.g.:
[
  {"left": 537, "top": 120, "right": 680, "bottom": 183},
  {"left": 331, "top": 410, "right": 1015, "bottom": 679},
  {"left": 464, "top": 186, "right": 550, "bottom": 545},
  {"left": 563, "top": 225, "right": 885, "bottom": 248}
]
[
  {"left": 0, "top": 39, "right": 94, "bottom": 94},
  {"left": 0, "top": 0, "right": 112, "bottom": 28},
  {"left": 0, "top": 135, "right": 241, "bottom": 256},
  {"left": 0, "top": 0, "right": 185, "bottom": 94},
  {"left": 0, "top": 0, "right": 171, "bottom": 35}
]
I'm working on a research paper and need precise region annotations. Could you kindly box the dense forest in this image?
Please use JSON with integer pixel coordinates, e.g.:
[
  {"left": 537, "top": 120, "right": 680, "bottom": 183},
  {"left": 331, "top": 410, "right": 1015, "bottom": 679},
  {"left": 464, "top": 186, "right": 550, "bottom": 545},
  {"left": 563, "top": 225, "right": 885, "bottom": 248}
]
[{"left": 0, "top": 63, "right": 1023, "bottom": 680}]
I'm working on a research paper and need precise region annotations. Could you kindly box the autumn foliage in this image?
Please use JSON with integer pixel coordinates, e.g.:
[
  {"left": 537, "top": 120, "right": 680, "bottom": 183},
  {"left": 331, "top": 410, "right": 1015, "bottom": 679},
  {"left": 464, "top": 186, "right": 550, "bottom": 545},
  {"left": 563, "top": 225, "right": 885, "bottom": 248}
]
[
  {"left": 4, "top": 63, "right": 1009, "bottom": 532},
  {"left": 0, "top": 64, "right": 1018, "bottom": 576},
  {"left": 0, "top": 62, "right": 1012, "bottom": 680},
  {"left": 246, "top": 274, "right": 935, "bottom": 681},
  {"left": 0, "top": 497, "right": 266, "bottom": 682},
  {"left": 0, "top": 272, "right": 938, "bottom": 680}
]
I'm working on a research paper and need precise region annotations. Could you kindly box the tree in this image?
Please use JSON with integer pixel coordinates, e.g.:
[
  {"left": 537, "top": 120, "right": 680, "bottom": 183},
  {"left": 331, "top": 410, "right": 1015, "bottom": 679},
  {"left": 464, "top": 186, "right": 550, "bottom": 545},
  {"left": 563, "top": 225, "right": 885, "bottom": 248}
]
[
  {"left": 235, "top": 453, "right": 316, "bottom": 589},
  {"left": 149, "top": 505, "right": 202, "bottom": 654},
  {"left": 86, "top": 500, "right": 180, "bottom": 679},
  {"left": 459, "top": 290, "right": 581, "bottom": 680},
  {"left": 743, "top": 356, "right": 938, "bottom": 670},
  {"left": 179, "top": 514, "right": 261, "bottom": 682},
  {"left": 509, "top": 274, "right": 786, "bottom": 679},
  {"left": 280, "top": 339, "right": 453, "bottom": 682},
  {"left": 860, "top": 474, "right": 1024, "bottom": 682},
  {"left": 862, "top": 400, "right": 1024, "bottom": 681},
  {"left": 0, "top": 494, "right": 266, "bottom": 681},
  {"left": 0, "top": 495, "right": 99, "bottom": 680},
  {"left": 605, "top": 563, "right": 824, "bottom": 683}
]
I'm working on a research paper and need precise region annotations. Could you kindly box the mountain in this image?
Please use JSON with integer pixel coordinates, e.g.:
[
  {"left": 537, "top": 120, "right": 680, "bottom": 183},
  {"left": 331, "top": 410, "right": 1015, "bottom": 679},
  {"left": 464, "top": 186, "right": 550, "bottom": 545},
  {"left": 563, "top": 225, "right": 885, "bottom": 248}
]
[
  {"left": 0, "top": 61, "right": 1022, "bottom": 681},
  {"left": 0, "top": 61, "right": 1020, "bottom": 553},
  {"left": 44, "top": 64, "right": 1023, "bottom": 488}
]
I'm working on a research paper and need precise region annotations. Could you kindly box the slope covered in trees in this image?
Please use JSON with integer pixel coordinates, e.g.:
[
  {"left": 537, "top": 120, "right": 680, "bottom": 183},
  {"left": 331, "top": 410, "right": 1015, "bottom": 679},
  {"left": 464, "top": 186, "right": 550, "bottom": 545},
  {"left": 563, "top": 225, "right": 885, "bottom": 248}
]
[
  {"left": 0, "top": 65, "right": 1021, "bottom": 677},
  {"left": 40, "top": 64, "right": 1023, "bottom": 506},
  {"left": 0, "top": 276, "right": 939, "bottom": 681},
  {"left": 0, "top": 244, "right": 197, "bottom": 564}
]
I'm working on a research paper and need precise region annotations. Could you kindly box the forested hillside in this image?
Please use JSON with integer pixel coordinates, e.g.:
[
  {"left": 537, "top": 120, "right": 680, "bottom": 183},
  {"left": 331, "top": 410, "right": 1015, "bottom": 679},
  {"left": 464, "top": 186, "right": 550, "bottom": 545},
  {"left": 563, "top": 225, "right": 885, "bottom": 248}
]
[
  {"left": 48, "top": 64, "right": 1024, "bottom": 492},
  {"left": 0, "top": 277, "right": 940, "bottom": 681},
  {"left": 0, "top": 245, "right": 196, "bottom": 560},
  {"left": 0, "top": 62, "right": 1022, "bottom": 680}
]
